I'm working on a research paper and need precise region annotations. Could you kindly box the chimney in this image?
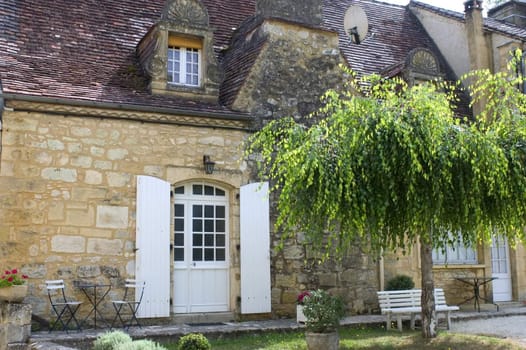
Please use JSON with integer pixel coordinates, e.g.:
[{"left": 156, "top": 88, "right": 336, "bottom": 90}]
[
  {"left": 256, "top": 0, "right": 323, "bottom": 27},
  {"left": 464, "top": 0, "right": 490, "bottom": 117}
]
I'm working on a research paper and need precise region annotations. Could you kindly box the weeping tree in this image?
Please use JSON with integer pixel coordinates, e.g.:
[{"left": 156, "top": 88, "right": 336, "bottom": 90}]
[{"left": 246, "top": 65, "right": 526, "bottom": 338}]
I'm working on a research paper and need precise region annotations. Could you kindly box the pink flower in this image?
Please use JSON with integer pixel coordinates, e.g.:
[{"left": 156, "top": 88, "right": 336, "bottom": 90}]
[{"left": 297, "top": 291, "right": 312, "bottom": 305}]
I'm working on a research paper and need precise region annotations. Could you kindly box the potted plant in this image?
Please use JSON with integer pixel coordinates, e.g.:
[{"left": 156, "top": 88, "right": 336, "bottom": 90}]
[
  {"left": 296, "top": 290, "right": 311, "bottom": 323},
  {"left": 0, "top": 268, "right": 29, "bottom": 303},
  {"left": 302, "top": 289, "right": 345, "bottom": 350}
]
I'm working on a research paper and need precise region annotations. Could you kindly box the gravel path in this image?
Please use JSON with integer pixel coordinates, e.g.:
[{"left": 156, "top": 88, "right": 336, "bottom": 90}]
[{"left": 450, "top": 315, "right": 526, "bottom": 347}]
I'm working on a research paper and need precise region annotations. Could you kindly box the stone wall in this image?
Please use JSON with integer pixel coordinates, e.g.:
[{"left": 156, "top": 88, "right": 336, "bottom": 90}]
[
  {"left": 0, "top": 303, "right": 31, "bottom": 350},
  {"left": 234, "top": 19, "right": 380, "bottom": 317},
  {"left": 0, "top": 105, "right": 249, "bottom": 321},
  {"left": 232, "top": 20, "right": 344, "bottom": 127},
  {"left": 256, "top": 0, "right": 323, "bottom": 26}
]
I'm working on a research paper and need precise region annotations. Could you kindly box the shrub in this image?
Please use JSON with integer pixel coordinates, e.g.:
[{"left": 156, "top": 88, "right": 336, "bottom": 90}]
[
  {"left": 302, "top": 289, "right": 346, "bottom": 333},
  {"left": 385, "top": 274, "right": 415, "bottom": 291},
  {"left": 115, "top": 339, "right": 167, "bottom": 350},
  {"left": 177, "top": 333, "right": 211, "bottom": 350},
  {"left": 92, "top": 330, "right": 132, "bottom": 350}
]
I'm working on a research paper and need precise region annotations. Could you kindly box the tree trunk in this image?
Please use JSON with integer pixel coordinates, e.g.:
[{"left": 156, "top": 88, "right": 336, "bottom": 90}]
[{"left": 420, "top": 237, "right": 437, "bottom": 338}]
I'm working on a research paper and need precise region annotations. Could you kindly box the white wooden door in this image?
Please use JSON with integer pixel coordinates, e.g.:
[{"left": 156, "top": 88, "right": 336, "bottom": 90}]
[
  {"left": 173, "top": 183, "right": 229, "bottom": 313},
  {"left": 240, "top": 182, "right": 271, "bottom": 314},
  {"left": 491, "top": 236, "right": 512, "bottom": 302},
  {"left": 135, "top": 175, "right": 171, "bottom": 318}
]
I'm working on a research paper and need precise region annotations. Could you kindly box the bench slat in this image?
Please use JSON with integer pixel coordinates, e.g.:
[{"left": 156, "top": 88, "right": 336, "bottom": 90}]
[{"left": 377, "top": 288, "right": 458, "bottom": 332}]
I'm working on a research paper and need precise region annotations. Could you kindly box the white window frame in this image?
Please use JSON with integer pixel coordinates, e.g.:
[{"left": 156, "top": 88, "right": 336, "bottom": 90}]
[
  {"left": 432, "top": 232, "right": 477, "bottom": 265},
  {"left": 167, "top": 46, "right": 201, "bottom": 87}
]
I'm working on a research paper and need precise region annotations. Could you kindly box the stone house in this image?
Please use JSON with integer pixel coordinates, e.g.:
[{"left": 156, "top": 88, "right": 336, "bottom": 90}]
[
  {"left": 382, "top": 0, "right": 526, "bottom": 307},
  {"left": 1, "top": 0, "right": 525, "bottom": 326}
]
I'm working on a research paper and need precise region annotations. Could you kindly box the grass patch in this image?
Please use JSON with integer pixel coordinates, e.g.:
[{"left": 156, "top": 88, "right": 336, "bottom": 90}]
[{"left": 164, "top": 327, "right": 525, "bottom": 350}]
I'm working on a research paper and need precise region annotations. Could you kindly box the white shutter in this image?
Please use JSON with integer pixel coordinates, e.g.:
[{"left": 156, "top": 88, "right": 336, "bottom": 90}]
[
  {"left": 240, "top": 182, "right": 271, "bottom": 314},
  {"left": 135, "top": 175, "right": 171, "bottom": 318}
]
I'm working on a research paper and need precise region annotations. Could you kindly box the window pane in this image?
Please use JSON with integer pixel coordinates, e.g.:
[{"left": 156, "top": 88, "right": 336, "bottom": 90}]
[
  {"left": 433, "top": 233, "right": 477, "bottom": 265},
  {"left": 175, "top": 218, "right": 184, "bottom": 232},
  {"left": 216, "top": 206, "right": 225, "bottom": 218},
  {"left": 193, "top": 219, "right": 202, "bottom": 232},
  {"left": 204, "top": 185, "right": 214, "bottom": 196},
  {"left": 174, "top": 233, "right": 184, "bottom": 246},
  {"left": 193, "top": 185, "right": 202, "bottom": 195},
  {"left": 205, "top": 234, "right": 214, "bottom": 247},
  {"left": 174, "top": 204, "right": 184, "bottom": 217},
  {"left": 204, "top": 205, "right": 214, "bottom": 218},
  {"left": 174, "top": 248, "right": 184, "bottom": 261},
  {"left": 216, "top": 248, "right": 225, "bottom": 261},
  {"left": 193, "top": 248, "right": 202, "bottom": 261},
  {"left": 193, "top": 205, "right": 202, "bottom": 217},
  {"left": 174, "top": 186, "right": 185, "bottom": 194},
  {"left": 193, "top": 234, "right": 202, "bottom": 246},
  {"left": 204, "top": 248, "right": 214, "bottom": 261},
  {"left": 216, "top": 220, "right": 225, "bottom": 233},
  {"left": 204, "top": 220, "right": 214, "bottom": 232},
  {"left": 216, "top": 188, "right": 225, "bottom": 196},
  {"left": 216, "top": 234, "right": 225, "bottom": 247}
]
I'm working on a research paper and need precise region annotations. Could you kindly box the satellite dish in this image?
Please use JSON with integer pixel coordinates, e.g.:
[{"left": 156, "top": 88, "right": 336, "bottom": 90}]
[{"left": 343, "top": 5, "right": 369, "bottom": 44}]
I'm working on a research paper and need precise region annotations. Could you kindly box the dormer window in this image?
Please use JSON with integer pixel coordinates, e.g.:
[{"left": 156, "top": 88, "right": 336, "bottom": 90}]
[
  {"left": 167, "top": 36, "right": 202, "bottom": 87},
  {"left": 137, "top": 0, "right": 221, "bottom": 102}
]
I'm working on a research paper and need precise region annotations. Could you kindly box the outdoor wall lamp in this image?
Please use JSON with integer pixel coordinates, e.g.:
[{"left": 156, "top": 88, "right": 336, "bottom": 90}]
[{"left": 203, "top": 155, "right": 215, "bottom": 174}]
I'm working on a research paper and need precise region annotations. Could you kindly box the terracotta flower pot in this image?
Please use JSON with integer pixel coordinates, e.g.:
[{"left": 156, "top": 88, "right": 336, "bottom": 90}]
[
  {"left": 0, "top": 285, "right": 28, "bottom": 303},
  {"left": 305, "top": 331, "right": 339, "bottom": 350}
]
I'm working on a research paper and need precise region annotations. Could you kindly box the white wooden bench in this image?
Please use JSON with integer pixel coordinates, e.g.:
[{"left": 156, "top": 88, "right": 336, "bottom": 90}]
[{"left": 377, "top": 288, "right": 459, "bottom": 331}]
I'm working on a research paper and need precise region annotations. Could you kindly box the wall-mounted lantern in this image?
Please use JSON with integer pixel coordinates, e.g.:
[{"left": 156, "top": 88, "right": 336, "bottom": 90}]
[{"left": 203, "top": 155, "right": 215, "bottom": 174}]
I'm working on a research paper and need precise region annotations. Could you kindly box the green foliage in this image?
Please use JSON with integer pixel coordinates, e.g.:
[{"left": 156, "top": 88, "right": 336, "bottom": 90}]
[
  {"left": 93, "top": 331, "right": 167, "bottom": 350},
  {"left": 114, "top": 340, "right": 167, "bottom": 350},
  {"left": 301, "top": 289, "right": 345, "bottom": 333},
  {"left": 385, "top": 275, "right": 415, "bottom": 291},
  {"left": 246, "top": 64, "right": 526, "bottom": 260},
  {"left": 177, "top": 333, "right": 211, "bottom": 350},
  {"left": 92, "top": 330, "right": 132, "bottom": 350}
]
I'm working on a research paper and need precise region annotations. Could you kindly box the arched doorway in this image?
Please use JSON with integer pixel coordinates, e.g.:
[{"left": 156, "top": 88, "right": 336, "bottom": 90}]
[{"left": 172, "top": 182, "right": 229, "bottom": 313}]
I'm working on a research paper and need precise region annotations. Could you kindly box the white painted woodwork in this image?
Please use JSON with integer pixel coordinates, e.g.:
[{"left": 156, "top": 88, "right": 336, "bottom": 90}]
[
  {"left": 492, "top": 236, "right": 512, "bottom": 302},
  {"left": 173, "top": 183, "right": 229, "bottom": 313},
  {"left": 240, "top": 182, "right": 271, "bottom": 314},
  {"left": 135, "top": 175, "right": 171, "bottom": 318}
]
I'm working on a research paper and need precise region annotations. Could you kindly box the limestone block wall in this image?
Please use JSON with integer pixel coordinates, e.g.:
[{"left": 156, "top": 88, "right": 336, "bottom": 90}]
[
  {"left": 0, "top": 106, "right": 249, "bottom": 321},
  {"left": 0, "top": 303, "right": 31, "bottom": 350},
  {"left": 232, "top": 20, "right": 345, "bottom": 127}
]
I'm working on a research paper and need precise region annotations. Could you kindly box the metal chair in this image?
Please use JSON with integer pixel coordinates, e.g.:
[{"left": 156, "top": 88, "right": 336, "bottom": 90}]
[
  {"left": 111, "top": 279, "right": 145, "bottom": 329},
  {"left": 45, "top": 279, "right": 82, "bottom": 332}
]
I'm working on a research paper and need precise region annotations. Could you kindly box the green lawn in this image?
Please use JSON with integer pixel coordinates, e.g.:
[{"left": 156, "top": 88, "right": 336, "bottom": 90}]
[{"left": 164, "top": 327, "right": 525, "bottom": 350}]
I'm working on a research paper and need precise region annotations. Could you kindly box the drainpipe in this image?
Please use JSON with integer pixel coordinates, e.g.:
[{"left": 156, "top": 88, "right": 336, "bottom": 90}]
[{"left": 464, "top": 0, "right": 491, "bottom": 119}]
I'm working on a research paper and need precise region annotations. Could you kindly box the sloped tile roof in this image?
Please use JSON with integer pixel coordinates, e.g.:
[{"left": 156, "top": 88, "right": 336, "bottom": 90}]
[
  {"left": 0, "top": 0, "right": 254, "bottom": 117},
  {"left": 0, "top": 0, "right": 462, "bottom": 115},
  {"left": 323, "top": 0, "right": 445, "bottom": 77}
]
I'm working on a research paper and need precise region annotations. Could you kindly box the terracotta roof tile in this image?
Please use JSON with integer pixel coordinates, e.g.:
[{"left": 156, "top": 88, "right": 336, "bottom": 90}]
[
  {"left": 323, "top": 0, "right": 444, "bottom": 77},
  {"left": 0, "top": 0, "right": 467, "bottom": 115}
]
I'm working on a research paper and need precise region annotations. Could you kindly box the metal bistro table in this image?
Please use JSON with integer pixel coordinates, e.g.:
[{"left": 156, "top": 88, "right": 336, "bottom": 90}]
[
  {"left": 455, "top": 276, "right": 499, "bottom": 312},
  {"left": 77, "top": 283, "right": 112, "bottom": 329}
]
